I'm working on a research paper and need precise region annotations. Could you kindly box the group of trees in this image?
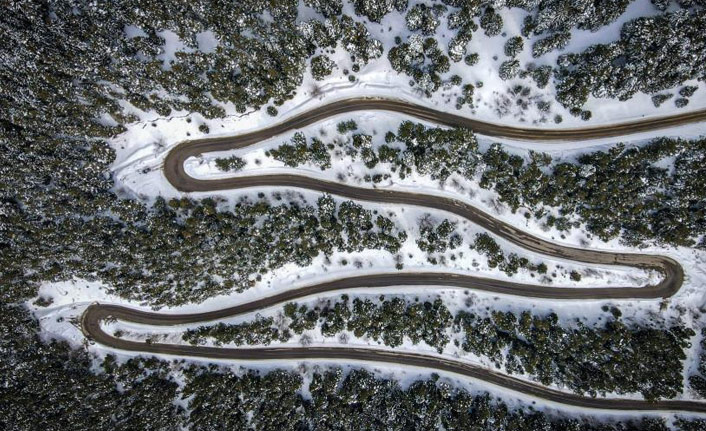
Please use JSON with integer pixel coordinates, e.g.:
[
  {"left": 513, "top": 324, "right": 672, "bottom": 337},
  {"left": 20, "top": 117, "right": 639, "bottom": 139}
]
[
  {"left": 444, "top": 1, "right": 478, "bottom": 61},
  {"left": 471, "top": 233, "right": 547, "bottom": 276},
  {"left": 266, "top": 119, "right": 481, "bottom": 184},
  {"left": 185, "top": 365, "right": 706, "bottom": 431},
  {"left": 391, "top": 1, "right": 705, "bottom": 108},
  {"left": 268, "top": 131, "right": 333, "bottom": 169},
  {"left": 353, "top": 0, "right": 407, "bottom": 22},
  {"left": 555, "top": 9, "right": 706, "bottom": 109},
  {"left": 310, "top": 54, "right": 337, "bottom": 80},
  {"left": 389, "top": 120, "right": 481, "bottom": 180},
  {"left": 652, "top": 0, "right": 706, "bottom": 10},
  {"left": 0, "top": 304, "right": 184, "bottom": 430},
  {"left": 388, "top": 35, "right": 451, "bottom": 96},
  {"left": 301, "top": 14, "right": 384, "bottom": 70},
  {"left": 183, "top": 316, "right": 290, "bottom": 346},
  {"left": 512, "top": 0, "right": 632, "bottom": 59},
  {"left": 152, "top": 195, "right": 401, "bottom": 304},
  {"left": 345, "top": 296, "right": 453, "bottom": 350},
  {"left": 57, "top": 0, "right": 697, "bottom": 113},
  {"left": 652, "top": 85, "right": 700, "bottom": 109},
  {"left": 214, "top": 155, "right": 246, "bottom": 172},
  {"left": 185, "top": 294, "right": 453, "bottom": 352},
  {"left": 479, "top": 137, "right": 706, "bottom": 247},
  {"left": 434, "top": 0, "right": 667, "bottom": 87},
  {"left": 8, "top": 190, "right": 406, "bottom": 306},
  {"left": 416, "top": 216, "right": 463, "bottom": 263},
  {"left": 405, "top": 3, "right": 446, "bottom": 35},
  {"left": 455, "top": 310, "right": 693, "bottom": 400}
]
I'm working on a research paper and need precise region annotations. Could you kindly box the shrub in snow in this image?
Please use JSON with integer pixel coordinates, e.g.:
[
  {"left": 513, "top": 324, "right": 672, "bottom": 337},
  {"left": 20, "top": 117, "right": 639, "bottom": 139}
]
[
  {"left": 214, "top": 156, "right": 246, "bottom": 172},
  {"left": 675, "top": 97, "right": 690, "bottom": 108},
  {"left": 405, "top": 3, "right": 446, "bottom": 35},
  {"left": 353, "top": 0, "right": 408, "bottom": 22},
  {"left": 480, "top": 7, "right": 503, "bottom": 36},
  {"left": 310, "top": 55, "right": 335, "bottom": 80},
  {"left": 679, "top": 85, "right": 698, "bottom": 97},
  {"left": 504, "top": 36, "right": 524, "bottom": 57},
  {"left": 651, "top": 93, "right": 673, "bottom": 107},
  {"left": 498, "top": 59, "right": 520, "bottom": 80}
]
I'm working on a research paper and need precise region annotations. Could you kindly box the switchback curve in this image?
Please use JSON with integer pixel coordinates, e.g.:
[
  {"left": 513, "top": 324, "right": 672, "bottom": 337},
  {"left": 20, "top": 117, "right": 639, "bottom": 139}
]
[
  {"left": 82, "top": 298, "right": 706, "bottom": 413},
  {"left": 84, "top": 97, "right": 704, "bottom": 413}
]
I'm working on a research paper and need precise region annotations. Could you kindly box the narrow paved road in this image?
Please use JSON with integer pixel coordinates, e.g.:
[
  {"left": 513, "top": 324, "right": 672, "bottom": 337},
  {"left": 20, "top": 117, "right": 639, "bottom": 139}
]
[
  {"left": 85, "top": 97, "right": 704, "bottom": 413},
  {"left": 83, "top": 303, "right": 706, "bottom": 413}
]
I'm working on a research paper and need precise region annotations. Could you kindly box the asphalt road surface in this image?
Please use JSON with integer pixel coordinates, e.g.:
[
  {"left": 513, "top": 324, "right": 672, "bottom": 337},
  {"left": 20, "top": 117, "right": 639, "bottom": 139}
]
[{"left": 84, "top": 98, "right": 704, "bottom": 413}]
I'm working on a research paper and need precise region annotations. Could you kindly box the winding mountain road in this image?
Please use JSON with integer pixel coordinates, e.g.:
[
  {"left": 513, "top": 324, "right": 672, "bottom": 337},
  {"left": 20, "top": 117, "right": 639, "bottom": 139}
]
[{"left": 84, "top": 97, "right": 705, "bottom": 413}]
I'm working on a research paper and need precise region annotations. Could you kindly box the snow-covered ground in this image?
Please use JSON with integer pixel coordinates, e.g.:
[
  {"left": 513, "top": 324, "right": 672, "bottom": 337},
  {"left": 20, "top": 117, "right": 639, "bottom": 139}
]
[
  {"left": 110, "top": 0, "right": 706, "bottom": 195},
  {"left": 29, "top": 0, "right": 706, "bottom": 416}
]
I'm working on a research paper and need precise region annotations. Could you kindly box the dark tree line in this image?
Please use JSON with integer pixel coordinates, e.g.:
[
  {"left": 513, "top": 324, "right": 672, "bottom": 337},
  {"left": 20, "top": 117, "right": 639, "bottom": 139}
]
[
  {"left": 0, "top": 304, "right": 184, "bottom": 430},
  {"left": 185, "top": 363, "right": 706, "bottom": 431}
]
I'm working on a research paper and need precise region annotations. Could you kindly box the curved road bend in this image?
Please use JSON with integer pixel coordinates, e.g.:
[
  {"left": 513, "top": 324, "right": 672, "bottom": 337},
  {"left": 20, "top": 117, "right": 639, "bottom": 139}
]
[
  {"left": 164, "top": 101, "right": 687, "bottom": 299},
  {"left": 165, "top": 98, "right": 706, "bottom": 149},
  {"left": 83, "top": 302, "right": 706, "bottom": 413},
  {"left": 84, "top": 97, "right": 705, "bottom": 413}
]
